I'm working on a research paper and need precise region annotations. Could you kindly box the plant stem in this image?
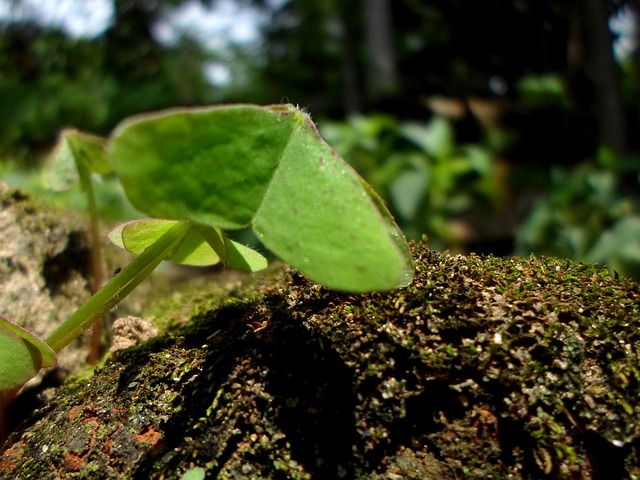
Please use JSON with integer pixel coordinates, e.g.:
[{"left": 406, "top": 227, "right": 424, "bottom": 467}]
[
  {"left": 0, "top": 392, "right": 7, "bottom": 445},
  {"left": 46, "top": 221, "right": 192, "bottom": 353},
  {"left": 77, "top": 162, "right": 107, "bottom": 363}
]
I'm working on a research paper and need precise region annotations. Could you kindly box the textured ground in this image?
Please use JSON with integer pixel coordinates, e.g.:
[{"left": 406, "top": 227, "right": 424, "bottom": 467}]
[{"left": 1, "top": 186, "right": 639, "bottom": 479}]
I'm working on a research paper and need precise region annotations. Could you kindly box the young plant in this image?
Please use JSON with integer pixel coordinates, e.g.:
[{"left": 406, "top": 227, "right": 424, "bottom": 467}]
[
  {"left": 47, "top": 129, "right": 111, "bottom": 363},
  {"left": 109, "top": 104, "right": 413, "bottom": 291},
  {"left": 0, "top": 103, "right": 413, "bottom": 443}
]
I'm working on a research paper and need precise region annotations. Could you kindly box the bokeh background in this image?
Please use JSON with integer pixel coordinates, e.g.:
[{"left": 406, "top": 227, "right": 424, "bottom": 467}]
[{"left": 2, "top": 0, "right": 640, "bottom": 280}]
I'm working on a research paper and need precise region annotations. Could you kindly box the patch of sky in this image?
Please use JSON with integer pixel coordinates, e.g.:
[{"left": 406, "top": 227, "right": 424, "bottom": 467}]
[
  {"left": 0, "top": 0, "right": 113, "bottom": 39},
  {"left": 0, "top": 0, "right": 288, "bottom": 85},
  {"left": 152, "top": 0, "right": 264, "bottom": 50},
  {"left": 610, "top": 4, "right": 640, "bottom": 62}
]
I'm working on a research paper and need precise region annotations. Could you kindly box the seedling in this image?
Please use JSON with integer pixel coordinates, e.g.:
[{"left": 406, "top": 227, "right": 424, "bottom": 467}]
[
  {"left": 0, "top": 103, "right": 413, "bottom": 444},
  {"left": 47, "top": 129, "right": 111, "bottom": 363},
  {"left": 110, "top": 104, "right": 413, "bottom": 290}
]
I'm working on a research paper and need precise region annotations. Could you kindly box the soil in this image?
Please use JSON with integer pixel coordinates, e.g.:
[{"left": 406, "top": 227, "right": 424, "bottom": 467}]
[{"left": 0, "top": 186, "right": 639, "bottom": 479}]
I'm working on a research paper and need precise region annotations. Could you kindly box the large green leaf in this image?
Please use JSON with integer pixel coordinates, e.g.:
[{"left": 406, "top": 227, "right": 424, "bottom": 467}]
[
  {"left": 109, "top": 104, "right": 413, "bottom": 292},
  {"left": 0, "top": 315, "right": 57, "bottom": 391}
]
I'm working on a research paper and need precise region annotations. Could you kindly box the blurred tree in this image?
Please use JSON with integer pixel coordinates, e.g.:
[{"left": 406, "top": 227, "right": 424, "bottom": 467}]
[
  {"left": 250, "top": 1, "right": 581, "bottom": 117},
  {"left": 104, "top": 0, "right": 213, "bottom": 120},
  {"left": 0, "top": 23, "right": 114, "bottom": 162},
  {"left": 251, "top": 0, "right": 345, "bottom": 114},
  {"left": 250, "top": 0, "right": 629, "bottom": 152},
  {"left": 0, "top": 0, "right": 638, "bottom": 263},
  {"left": 0, "top": 0, "right": 214, "bottom": 163},
  {"left": 362, "top": 0, "right": 398, "bottom": 103},
  {"left": 1, "top": 0, "right": 638, "bottom": 171},
  {"left": 569, "top": 0, "right": 628, "bottom": 153}
]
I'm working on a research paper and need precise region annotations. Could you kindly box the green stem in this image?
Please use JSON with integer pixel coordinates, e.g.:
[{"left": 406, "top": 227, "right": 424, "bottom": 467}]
[
  {"left": 0, "top": 388, "right": 18, "bottom": 446},
  {"left": 77, "top": 162, "right": 107, "bottom": 363},
  {"left": 46, "top": 221, "right": 192, "bottom": 353},
  {"left": 77, "top": 162, "right": 105, "bottom": 294}
]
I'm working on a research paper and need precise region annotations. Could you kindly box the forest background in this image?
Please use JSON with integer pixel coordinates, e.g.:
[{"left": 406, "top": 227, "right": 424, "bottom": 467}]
[{"left": 1, "top": 0, "right": 640, "bottom": 281}]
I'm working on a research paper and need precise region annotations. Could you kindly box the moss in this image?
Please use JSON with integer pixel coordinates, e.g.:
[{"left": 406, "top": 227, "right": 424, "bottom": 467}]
[{"left": 1, "top": 239, "right": 640, "bottom": 479}]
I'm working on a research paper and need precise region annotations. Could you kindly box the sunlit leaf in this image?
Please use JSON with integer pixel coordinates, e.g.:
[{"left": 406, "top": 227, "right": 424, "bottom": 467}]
[{"left": 109, "top": 104, "right": 413, "bottom": 292}]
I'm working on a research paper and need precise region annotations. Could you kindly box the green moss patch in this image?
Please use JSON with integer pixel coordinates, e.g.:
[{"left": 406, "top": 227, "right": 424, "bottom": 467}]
[{"left": 2, "top": 240, "right": 639, "bottom": 479}]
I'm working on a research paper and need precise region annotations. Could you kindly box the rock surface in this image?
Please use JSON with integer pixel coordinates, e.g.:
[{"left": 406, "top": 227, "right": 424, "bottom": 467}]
[
  {"left": 0, "top": 195, "right": 639, "bottom": 479},
  {"left": 0, "top": 182, "right": 93, "bottom": 379}
]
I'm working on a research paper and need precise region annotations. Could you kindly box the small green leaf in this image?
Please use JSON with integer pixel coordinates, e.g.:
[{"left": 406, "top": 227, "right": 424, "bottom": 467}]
[
  {"left": 109, "top": 219, "right": 268, "bottom": 272},
  {"left": 67, "top": 130, "right": 111, "bottom": 175},
  {"left": 0, "top": 315, "right": 57, "bottom": 391},
  {"left": 195, "top": 224, "right": 268, "bottom": 272},
  {"left": 46, "top": 221, "right": 194, "bottom": 353},
  {"left": 110, "top": 218, "right": 220, "bottom": 266},
  {"left": 46, "top": 129, "right": 110, "bottom": 191},
  {"left": 109, "top": 104, "right": 413, "bottom": 292}
]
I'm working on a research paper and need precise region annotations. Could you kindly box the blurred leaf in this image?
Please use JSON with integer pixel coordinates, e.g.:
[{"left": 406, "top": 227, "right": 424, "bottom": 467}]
[
  {"left": 401, "top": 117, "right": 454, "bottom": 159},
  {"left": 46, "top": 129, "right": 109, "bottom": 191},
  {"left": 321, "top": 113, "right": 502, "bottom": 247},
  {"left": 586, "top": 216, "right": 640, "bottom": 276},
  {"left": 389, "top": 168, "right": 428, "bottom": 221},
  {"left": 515, "top": 158, "right": 640, "bottom": 280},
  {"left": 516, "top": 74, "right": 567, "bottom": 105}
]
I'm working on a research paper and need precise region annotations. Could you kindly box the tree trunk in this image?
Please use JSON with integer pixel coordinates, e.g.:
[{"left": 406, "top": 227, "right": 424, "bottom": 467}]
[
  {"left": 572, "top": 0, "right": 628, "bottom": 153},
  {"left": 362, "top": 0, "right": 399, "bottom": 103},
  {"left": 627, "top": 1, "right": 640, "bottom": 150},
  {"left": 337, "top": 1, "right": 362, "bottom": 115}
]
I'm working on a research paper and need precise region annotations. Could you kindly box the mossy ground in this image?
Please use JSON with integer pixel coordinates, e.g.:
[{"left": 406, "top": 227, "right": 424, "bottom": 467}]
[{"left": 1, "top": 241, "right": 639, "bottom": 479}]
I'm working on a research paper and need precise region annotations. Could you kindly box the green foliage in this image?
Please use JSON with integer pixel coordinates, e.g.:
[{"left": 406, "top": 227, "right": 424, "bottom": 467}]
[
  {"left": 46, "top": 129, "right": 111, "bottom": 190},
  {"left": 321, "top": 114, "right": 502, "bottom": 248},
  {"left": 109, "top": 219, "right": 268, "bottom": 271},
  {"left": 0, "top": 104, "right": 413, "bottom": 412},
  {"left": 0, "top": 160, "right": 136, "bottom": 223},
  {"left": 0, "top": 27, "right": 114, "bottom": 159},
  {"left": 515, "top": 73, "right": 568, "bottom": 106},
  {"left": 110, "top": 104, "right": 413, "bottom": 292},
  {"left": 0, "top": 17, "right": 214, "bottom": 164},
  {"left": 587, "top": 217, "right": 640, "bottom": 279},
  {"left": 514, "top": 152, "right": 640, "bottom": 280}
]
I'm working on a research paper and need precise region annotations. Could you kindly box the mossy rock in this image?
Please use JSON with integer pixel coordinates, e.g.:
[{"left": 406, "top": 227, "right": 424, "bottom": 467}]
[{"left": 1, "top": 229, "right": 639, "bottom": 478}]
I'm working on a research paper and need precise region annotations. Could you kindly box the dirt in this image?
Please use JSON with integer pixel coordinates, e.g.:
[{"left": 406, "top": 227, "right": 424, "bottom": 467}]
[{"left": 0, "top": 187, "right": 639, "bottom": 479}]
